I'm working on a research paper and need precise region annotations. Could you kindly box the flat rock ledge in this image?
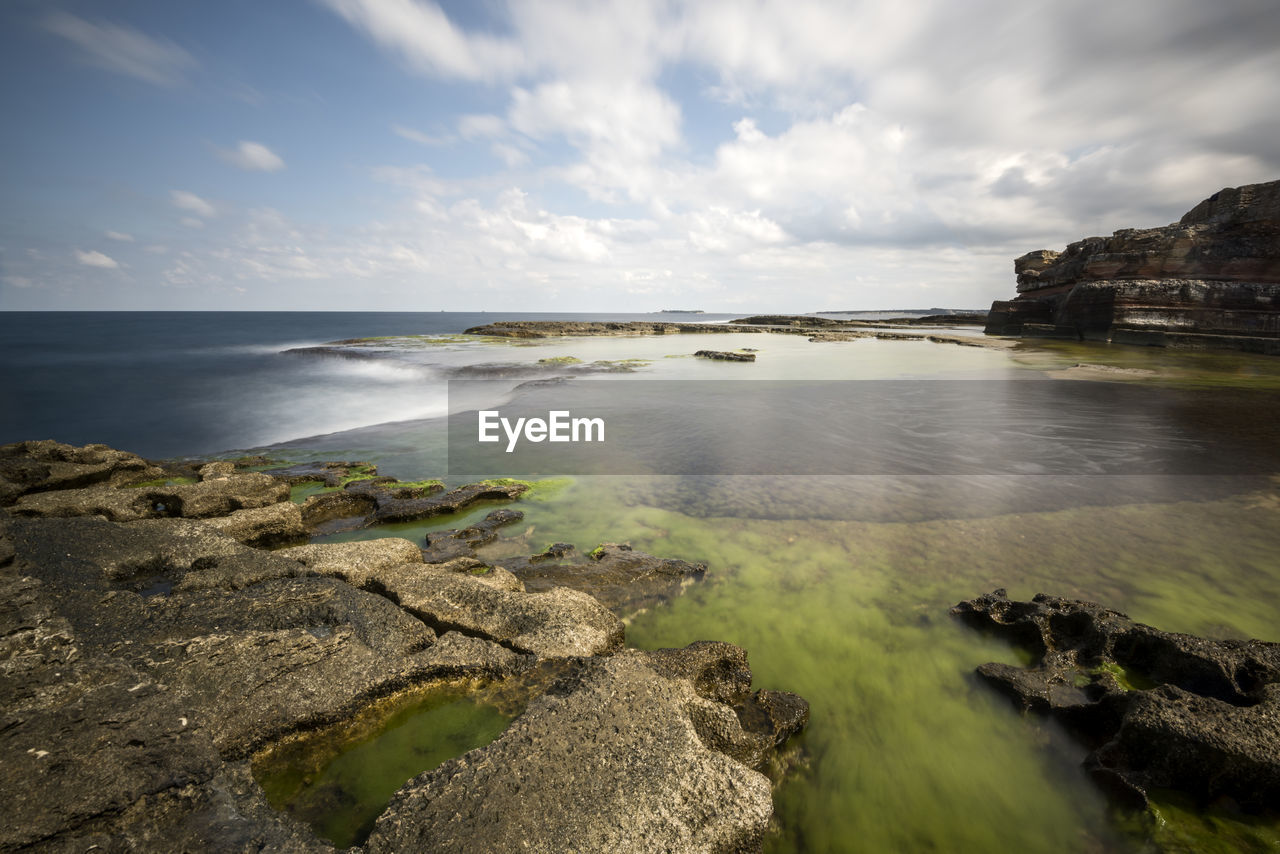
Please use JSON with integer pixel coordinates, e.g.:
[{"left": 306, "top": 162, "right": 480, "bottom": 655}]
[
  {"left": 0, "top": 441, "right": 807, "bottom": 852},
  {"left": 951, "top": 590, "right": 1280, "bottom": 811}
]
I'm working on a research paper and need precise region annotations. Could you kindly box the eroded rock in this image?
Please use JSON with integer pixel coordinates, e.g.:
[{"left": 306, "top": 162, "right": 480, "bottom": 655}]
[
  {"left": 503, "top": 542, "right": 707, "bottom": 618},
  {"left": 985, "top": 179, "right": 1280, "bottom": 352},
  {"left": 695, "top": 349, "right": 756, "bottom": 362},
  {"left": 952, "top": 589, "right": 1280, "bottom": 810},
  {"left": 384, "top": 567, "right": 623, "bottom": 658},
  {"left": 11, "top": 472, "right": 289, "bottom": 522},
  {"left": 365, "top": 645, "right": 806, "bottom": 854},
  {"left": 300, "top": 479, "right": 527, "bottom": 532}
]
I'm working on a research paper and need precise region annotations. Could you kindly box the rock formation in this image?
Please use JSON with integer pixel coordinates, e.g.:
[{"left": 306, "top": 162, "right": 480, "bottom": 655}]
[
  {"left": 952, "top": 590, "right": 1280, "bottom": 812},
  {"left": 985, "top": 180, "right": 1280, "bottom": 353},
  {"left": 0, "top": 440, "right": 807, "bottom": 852}
]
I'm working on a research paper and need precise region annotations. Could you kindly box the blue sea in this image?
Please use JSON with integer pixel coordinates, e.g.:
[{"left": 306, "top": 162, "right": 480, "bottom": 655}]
[
  {"left": 6, "top": 310, "right": 1280, "bottom": 852},
  {"left": 0, "top": 311, "right": 735, "bottom": 457}
]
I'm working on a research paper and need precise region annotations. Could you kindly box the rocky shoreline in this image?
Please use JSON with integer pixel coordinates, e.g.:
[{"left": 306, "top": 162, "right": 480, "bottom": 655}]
[
  {"left": 0, "top": 440, "right": 807, "bottom": 852},
  {"left": 985, "top": 179, "right": 1280, "bottom": 354},
  {"left": 952, "top": 590, "right": 1280, "bottom": 815}
]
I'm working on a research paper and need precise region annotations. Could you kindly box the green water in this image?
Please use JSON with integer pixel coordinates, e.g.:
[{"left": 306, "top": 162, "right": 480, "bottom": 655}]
[
  {"left": 258, "top": 336, "right": 1280, "bottom": 852},
  {"left": 253, "top": 684, "right": 513, "bottom": 848},
  {"left": 503, "top": 475, "right": 1280, "bottom": 852}
]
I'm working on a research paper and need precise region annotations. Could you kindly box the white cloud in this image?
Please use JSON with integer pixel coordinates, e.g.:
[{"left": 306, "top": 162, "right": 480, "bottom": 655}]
[
  {"left": 105, "top": 230, "right": 135, "bottom": 242},
  {"left": 220, "top": 141, "right": 285, "bottom": 172},
  {"left": 44, "top": 12, "right": 196, "bottom": 87},
  {"left": 75, "top": 250, "right": 119, "bottom": 269},
  {"left": 491, "top": 142, "right": 530, "bottom": 168},
  {"left": 181, "top": 218, "right": 205, "bottom": 229},
  {"left": 392, "top": 124, "right": 453, "bottom": 145},
  {"left": 172, "top": 190, "right": 216, "bottom": 218},
  {"left": 459, "top": 114, "right": 506, "bottom": 140},
  {"left": 3, "top": 276, "right": 34, "bottom": 288},
  {"left": 317, "top": 0, "right": 525, "bottom": 81}
]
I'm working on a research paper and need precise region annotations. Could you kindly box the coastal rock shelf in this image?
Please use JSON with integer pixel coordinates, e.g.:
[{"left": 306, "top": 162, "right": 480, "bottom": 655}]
[
  {"left": 0, "top": 440, "right": 808, "bottom": 852},
  {"left": 985, "top": 179, "right": 1280, "bottom": 353},
  {"left": 952, "top": 590, "right": 1280, "bottom": 812}
]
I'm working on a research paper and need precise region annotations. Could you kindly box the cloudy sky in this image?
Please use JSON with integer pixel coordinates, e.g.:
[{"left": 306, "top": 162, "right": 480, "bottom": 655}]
[{"left": 1, "top": 0, "right": 1277, "bottom": 312}]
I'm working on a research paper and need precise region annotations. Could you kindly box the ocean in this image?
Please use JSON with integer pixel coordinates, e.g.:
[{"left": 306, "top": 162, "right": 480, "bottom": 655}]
[{"left": 5, "top": 311, "right": 1280, "bottom": 852}]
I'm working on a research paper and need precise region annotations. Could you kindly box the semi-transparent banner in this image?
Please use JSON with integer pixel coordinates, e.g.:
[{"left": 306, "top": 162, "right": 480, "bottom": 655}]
[{"left": 445, "top": 379, "right": 1278, "bottom": 476}]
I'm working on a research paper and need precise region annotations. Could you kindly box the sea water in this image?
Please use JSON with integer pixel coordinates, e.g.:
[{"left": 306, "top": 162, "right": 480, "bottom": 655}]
[{"left": 5, "top": 312, "right": 1280, "bottom": 852}]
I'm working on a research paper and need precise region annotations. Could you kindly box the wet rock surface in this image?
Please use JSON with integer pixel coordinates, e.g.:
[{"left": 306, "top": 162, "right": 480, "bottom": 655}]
[
  {"left": 463, "top": 320, "right": 760, "bottom": 338},
  {"left": 501, "top": 542, "right": 707, "bottom": 618},
  {"left": 695, "top": 349, "right": 757, "bottom": 362},
  {"left": 0, "top": 441, "right": 807, "bottom": 851},
  {"left": 952, "top": 589, "right": 1280, "bottom": 811},
  {"left": 300, "top": 478, "right": 527, "bottom": 532},
  {"left": 985, "top": 179, "right": 1280, "bottom": 351},
  {"left": 365, "top": 644, "right": 807, "bottom": 854},
  {"left": 0, "top": 440, "right": 163, "bottom": 505}
]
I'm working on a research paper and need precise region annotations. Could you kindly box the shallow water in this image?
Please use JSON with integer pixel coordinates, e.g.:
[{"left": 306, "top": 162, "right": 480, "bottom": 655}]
[
  {"left": 8, "top": 313, "right": 1280, "bottom": 851},
  {"left": 253, "top": 682, "right": 514, "bottom": 848}
]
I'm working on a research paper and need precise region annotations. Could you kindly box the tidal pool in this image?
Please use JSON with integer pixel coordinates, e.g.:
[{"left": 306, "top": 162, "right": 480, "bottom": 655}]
[
  {"left": 252, "top": 682, "right": 514, "bottom": 848},
  {"left": 256, "top": 335, "right": 1280, "bottom": 852}
]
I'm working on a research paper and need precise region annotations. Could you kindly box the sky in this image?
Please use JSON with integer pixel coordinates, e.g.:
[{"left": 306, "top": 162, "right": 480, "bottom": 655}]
[{"left": 1, "top": 0, "right": 1278, "bottom": 312}]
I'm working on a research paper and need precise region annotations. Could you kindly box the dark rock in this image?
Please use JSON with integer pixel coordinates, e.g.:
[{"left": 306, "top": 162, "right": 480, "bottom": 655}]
[
  {"left": 695, "top": 349, "right": 756, "bottom": 362},
  {"left": 504, "top": 542, "right": 706, "bottom": 618},
  {"left": 985, "top": 179, "right": 1280, "bottom": 351},
  {"left": 262, "top": 460, "right": 377, "bottom": 487},
  {"left": 729, "top": 315, "right": 855, "bottom": 327},
  {"left": 11, "top": 472, "right": 289, "bottom": 522},
  {"left": 952, "top": 589, "right": 1280, "bottom": 810},
  {"left": 0, "top": 444, "right": 809, "bottom": 851},
  {"left": 303, "top": 479, "right": 527, "bottom": 533},
  {"left": 421, "top": 508, "right": 525, "bottom": 562},
  {"left": 463, "top": 320, "right": 760, "bottom": 338},
  {"left": 364, "top": 645, "right": 804, "bottom": 854},
  {"left": 0, "top": 440, "right": 163, "bottom": 505}
]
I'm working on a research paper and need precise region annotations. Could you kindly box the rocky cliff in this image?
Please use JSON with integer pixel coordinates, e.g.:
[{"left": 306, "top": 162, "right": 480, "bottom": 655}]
[{"left": 985, "top": 180, "right": 1280, "bottom": 353}]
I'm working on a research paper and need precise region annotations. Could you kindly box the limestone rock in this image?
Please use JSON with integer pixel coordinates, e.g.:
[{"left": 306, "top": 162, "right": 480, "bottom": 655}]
[
  {"left": 986, "top": 179, "right": 1280, "bottom": 351},
  {"left": 365, "top": 648, "right": 790, "bottom": 854},
  {"left": 384, "top": 567, "right": 624, "bottom": 658},
  {"left": 199, "top": 501, "right": 307, "bottom": 548},
  {"left": 276, "top": 537, "right": 424, "bottom": 588},
  {"left": 10, "top": 472, "right": 289, "bottom": 522},
  {"left": 0, "top": 439, "right": 163, "bottom": 505},
  {"left": 300, "top": 479, "right": 527, "bottom": 532},
  {"left": 504, "top": 542, "right": 707, "bottom": 618}
]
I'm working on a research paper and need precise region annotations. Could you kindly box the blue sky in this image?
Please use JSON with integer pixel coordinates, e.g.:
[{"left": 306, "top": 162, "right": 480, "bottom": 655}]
[{"left": 2, "top": 0, "right": 1278, "bottom": 312}]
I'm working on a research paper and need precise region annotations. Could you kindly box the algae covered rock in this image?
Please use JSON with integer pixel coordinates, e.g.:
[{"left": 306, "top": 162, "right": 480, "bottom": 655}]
[
  {"left": 366, "top": 645, "right": 804, "bottom": 854},
  {"left": 952, "top": 589, "right": 1280, "bottom": 811}
]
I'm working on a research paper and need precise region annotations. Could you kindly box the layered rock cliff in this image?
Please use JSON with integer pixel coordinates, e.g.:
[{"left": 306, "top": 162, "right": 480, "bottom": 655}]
[{"left": 985, "top": 180, "right": 1280, "bottom": 353}]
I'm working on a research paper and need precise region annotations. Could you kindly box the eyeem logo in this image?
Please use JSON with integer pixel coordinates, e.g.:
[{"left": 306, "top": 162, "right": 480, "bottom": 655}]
[{"left": 478, "top": 410, "right": 605, "bottom": 453}]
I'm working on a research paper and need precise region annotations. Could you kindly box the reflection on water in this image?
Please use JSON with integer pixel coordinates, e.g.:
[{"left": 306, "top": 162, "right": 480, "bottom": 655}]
[{"left": 254, "top": 336, "right": 1280, "bottom": 852}]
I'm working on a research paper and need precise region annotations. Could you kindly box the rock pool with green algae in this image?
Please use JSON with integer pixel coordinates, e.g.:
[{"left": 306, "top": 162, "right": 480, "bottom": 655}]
[
  {"left": 486, "top": 474, "right": 1280, "bottom": 852},
  {"left": 253, "top": 681, "right": 515, "bottom": 848},
  {"left": 249, "top": 338, "right": 1280, "bottom": 852}
]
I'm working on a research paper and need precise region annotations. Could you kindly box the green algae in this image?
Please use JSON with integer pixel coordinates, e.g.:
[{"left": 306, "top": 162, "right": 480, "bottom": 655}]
[
  {"left": 480, "top": 476, "right": 573, "bottom": 502},
  {"left": 1012, "top": 340, "right": 1280, "bottom": 391},
  {"left": 538, "top": 355, "right": 583, "bottom": 365},
  {"left": 1116, "top": 790, "right": 1280, "bottom": 853},
  {"left": 387, "top": 478, "right": 444, "bottom": 491},
  {"left": 288, "top": 480, "right": 330, "bottom": 504},
  {"left": 496, "top": 472, "right": 1280, "bottom": 853},
  {"left": 253, "top": 680, "right": 514, "bottom": 848}
]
